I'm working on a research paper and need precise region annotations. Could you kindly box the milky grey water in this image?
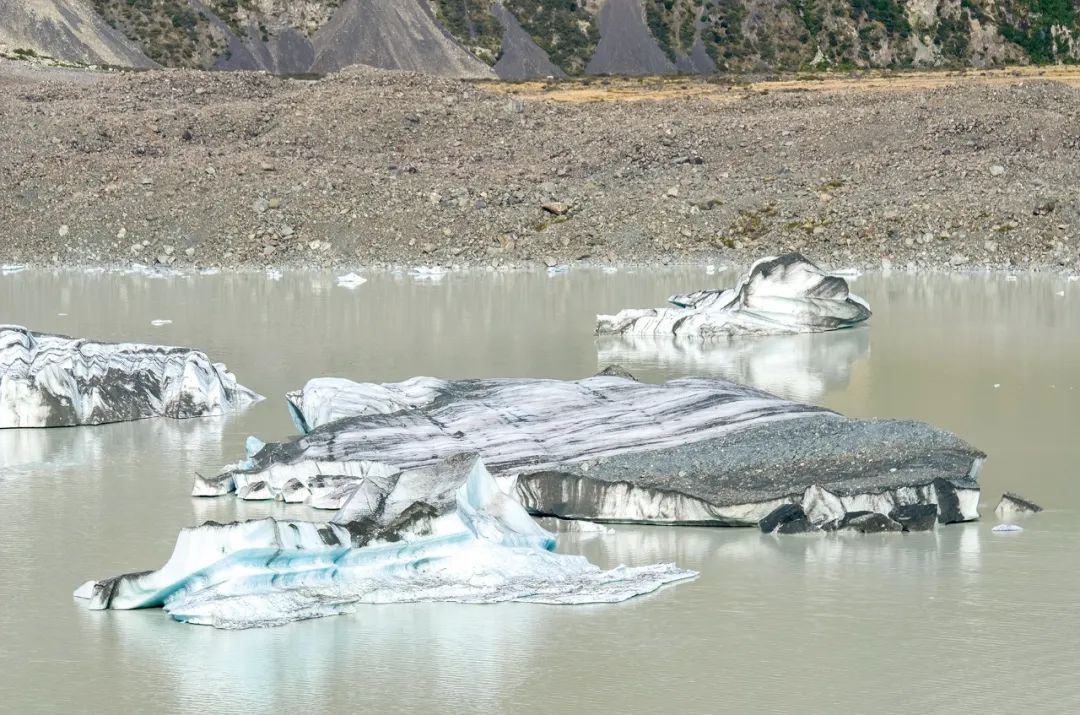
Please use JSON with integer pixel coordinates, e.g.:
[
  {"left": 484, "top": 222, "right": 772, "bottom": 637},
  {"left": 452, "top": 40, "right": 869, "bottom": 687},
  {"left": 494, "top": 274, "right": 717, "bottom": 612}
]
[{"left": 1, "top": 267, "right": 1078, "bottom": 714}]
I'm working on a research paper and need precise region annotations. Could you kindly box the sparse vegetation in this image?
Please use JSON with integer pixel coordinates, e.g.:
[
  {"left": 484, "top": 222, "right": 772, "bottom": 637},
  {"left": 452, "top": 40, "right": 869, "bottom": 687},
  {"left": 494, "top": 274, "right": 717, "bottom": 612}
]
[
  {"left": 504, "top": 0, "right": 599, "bottom": 75},
  {"left": 431, "top": 0, "right": 503, "bottom": 64}
]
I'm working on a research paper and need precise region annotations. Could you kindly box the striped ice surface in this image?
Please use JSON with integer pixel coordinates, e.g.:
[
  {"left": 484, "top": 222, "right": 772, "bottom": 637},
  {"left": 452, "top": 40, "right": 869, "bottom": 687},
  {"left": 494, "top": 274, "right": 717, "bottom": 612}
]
[
  {"left": 198, "top": 372, "right": 984, "bottom": 528},
  {"left": 0, "top": 325, "right": 261, "bottom": 427},
  {"left": 596, "top": 253, "right": 871, "bottom": 337},
  {"left": 77, "top": 455, "right": 695, "bottom": 629}
]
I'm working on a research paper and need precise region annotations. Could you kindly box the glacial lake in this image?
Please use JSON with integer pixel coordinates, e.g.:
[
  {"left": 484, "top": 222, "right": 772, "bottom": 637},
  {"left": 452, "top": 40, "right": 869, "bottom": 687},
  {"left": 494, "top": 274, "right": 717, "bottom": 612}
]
[{"left": 1, "top": 267, "right": 1078, "bottom": 713}]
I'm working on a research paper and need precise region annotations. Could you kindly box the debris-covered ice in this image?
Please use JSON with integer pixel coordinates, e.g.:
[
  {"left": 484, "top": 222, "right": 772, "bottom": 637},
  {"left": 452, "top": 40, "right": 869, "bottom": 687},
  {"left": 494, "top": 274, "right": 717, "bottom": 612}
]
[
  {"left": 596, "top": 254, "right": 871, "bottom": 337},
  {"left": 200, "top": 369, "right": 984, "bottom": 529},
  {"left": 0, "top": 325, "right": 262, "bottom": 427}
]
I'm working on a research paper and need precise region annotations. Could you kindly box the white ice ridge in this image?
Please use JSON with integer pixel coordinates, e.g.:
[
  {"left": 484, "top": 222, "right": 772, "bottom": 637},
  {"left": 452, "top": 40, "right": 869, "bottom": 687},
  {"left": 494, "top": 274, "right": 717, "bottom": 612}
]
[
  {"left": 282, "top": 369, "right": 824, "bottom": 442},
  {"left": 596, "top": 253, "right": 871, "bottom": 337},
  {"left": 78, "top": 455, "right": 695, "bottom": 629},
  {"left": 203, "top": 371, "right": 985, "bottom": 528},
  {"left": 0, "top": 325, "right": 262, "bottom": 428}
]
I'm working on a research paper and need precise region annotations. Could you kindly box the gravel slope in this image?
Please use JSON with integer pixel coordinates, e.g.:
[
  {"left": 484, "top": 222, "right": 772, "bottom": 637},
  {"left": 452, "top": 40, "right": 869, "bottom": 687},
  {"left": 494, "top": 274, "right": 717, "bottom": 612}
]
[{"left": 2, "top": 62, "right": 1079, "bottom": 272}]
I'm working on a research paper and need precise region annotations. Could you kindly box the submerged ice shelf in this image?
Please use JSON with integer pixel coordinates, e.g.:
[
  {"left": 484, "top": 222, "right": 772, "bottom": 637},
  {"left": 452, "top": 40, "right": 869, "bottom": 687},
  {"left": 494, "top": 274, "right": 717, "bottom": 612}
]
[
  {"left": 0, "top": 325, "right": 261, "bottom": 427},
  {"left": 77, "top": 455, "right": 694, "bottom": 629},
  {"left": 596, "top": 253, "right": 871, "bottom": 337},
  {"left": 199, "top": 370, "right": 985, "bottom": 529}
]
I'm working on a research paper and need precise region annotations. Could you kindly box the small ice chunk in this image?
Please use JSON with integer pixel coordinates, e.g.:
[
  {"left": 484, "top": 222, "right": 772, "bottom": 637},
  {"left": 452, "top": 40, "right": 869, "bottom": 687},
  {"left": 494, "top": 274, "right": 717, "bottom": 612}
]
[
  {"left": 150, "top": 319, "right": 172, "bottom": 326},
  {"left": 1, "top": 264, "right": 25, "bottom": 275},
  {"left": 830, "top": 267, "right": 861, "bottom": 280},
  {"left": 411, "top": 266, "right": 448, "bottom": 280},
  {"left": 265, "top": 269, "right": 283, "bottom": 281},
  {"left": 245, "top": 436, "right": 266, "bottom": 459},
  {"left": 994, "top": 492, "right": 1043, "bottom": 520},
  {"left": 547, "top": 265, "right": 569, "bottom": 274},
  {"left": 73, "top": 580, "right": 96, "bottom": 599},
  {"left": 992, "top": 523, "right": 1023, "bottom": 533},
  {"left": 335, "top": 272, "right": 367, "bottom": 289}
]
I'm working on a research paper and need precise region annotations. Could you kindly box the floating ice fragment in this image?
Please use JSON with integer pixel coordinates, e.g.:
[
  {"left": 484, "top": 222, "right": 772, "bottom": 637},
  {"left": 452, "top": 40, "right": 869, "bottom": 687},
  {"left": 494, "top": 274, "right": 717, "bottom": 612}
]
[
  {"left": 335, "top": 272, "right": 367, "bottom": 289},
  {"left": 994, "top": 492, "right": 1042, "bottom": 520},
  {"left": 1, "top": 264, "right": 25, "bottom": 275},
  {"left": 596, "top": 254, "right": 871, "bottom": 337},
  {"left": 150, "top": 319, "right": 172, "bottom": 326},
  {"left": 265, "top": 268, "right": 282, "bottom": 281},
  {"left": 0, "top": 325, "right": 261, "bottom": 428},
  {"left": 78, "top": 455, "right": 695, "bottom": 628},
  {"left": 410, "top": 266, "right": 448, "bottom": 280},
  {"left": 202, "top": 370, "right": 985, "bottom": 528},
  {"left": 829, "top": 267, "right": 862, "bottom": 280},
  {"left": 547, "top": 265, "right": 569, "bottom": 274},
  {"left": 991, "top": 523, "right": 1023, "bottom": 533}
]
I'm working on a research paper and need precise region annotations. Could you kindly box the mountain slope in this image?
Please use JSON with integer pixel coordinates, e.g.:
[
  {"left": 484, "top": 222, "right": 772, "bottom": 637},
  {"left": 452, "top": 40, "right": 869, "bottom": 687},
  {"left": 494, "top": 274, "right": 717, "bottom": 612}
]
[
  {"left": 6, "top": 0, "right": 1080, "bottom": 77},
  {"left": 0, "top": 0, "right": 156, "bottom": 67},
  {"left": 491, "top": 3, "right": 566, "bottom": 79},
  {"left": 587, "top": 0, "right": 677, "bottom": 75},
  {"left": 311, "top": 0, "right": 495, "bottom": 77}
]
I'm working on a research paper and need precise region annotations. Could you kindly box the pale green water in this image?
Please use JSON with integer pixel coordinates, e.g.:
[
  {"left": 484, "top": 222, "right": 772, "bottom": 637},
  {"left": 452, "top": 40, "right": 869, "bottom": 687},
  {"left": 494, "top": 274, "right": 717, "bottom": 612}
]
[{"left": 0, "top": 268, "right": 1077, "bottom": 713}]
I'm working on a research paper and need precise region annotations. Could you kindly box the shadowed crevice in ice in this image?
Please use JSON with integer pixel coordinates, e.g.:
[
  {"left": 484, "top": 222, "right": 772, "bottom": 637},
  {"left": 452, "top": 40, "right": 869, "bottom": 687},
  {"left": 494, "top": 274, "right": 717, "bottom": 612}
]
[
  {"left": 199, "top": 372, "right": 984, "bottom": 527},
  {"left": 0, "top": 325, "right": 262, "bottom": 428},
  {"left": 77, "top": 455, "right": 694, "bottom": 629},
  {"left": 596, "top": 254, "right": 871, "bottom": 337}
]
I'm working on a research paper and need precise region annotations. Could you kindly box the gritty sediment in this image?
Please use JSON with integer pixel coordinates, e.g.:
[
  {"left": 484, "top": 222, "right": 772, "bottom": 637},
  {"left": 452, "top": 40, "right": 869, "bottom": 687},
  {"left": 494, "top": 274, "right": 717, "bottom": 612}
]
[{"left": 3, "top": 61, "right": 1080, "bottom": 273}]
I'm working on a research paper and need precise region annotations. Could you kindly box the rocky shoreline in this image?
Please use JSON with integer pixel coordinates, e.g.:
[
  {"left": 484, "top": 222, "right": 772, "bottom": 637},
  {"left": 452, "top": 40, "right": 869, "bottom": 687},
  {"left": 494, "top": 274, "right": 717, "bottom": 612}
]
[{"left": 3, "top": 61, "right": 1080, "bottom": 273}]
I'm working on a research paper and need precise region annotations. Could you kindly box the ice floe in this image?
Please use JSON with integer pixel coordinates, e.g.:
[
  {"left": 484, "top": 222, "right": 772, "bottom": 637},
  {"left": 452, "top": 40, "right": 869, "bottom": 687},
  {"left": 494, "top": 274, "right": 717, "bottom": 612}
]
[
  {"left": 335, "top": 272, "right": 367, "bottom": 289},
  {"left": 201, "top": 370, "right": 984, "bottom": 528},
  {"left": 0, "top": 325, "right": 262, "bottom": 427},
  {"left": 596, "top": 253, "right": 871, "bottom": 337},
  {"left": 410, "top": 266, "right": 448, "bottom": 280},
  {"left": 994, "top": 492, "right": 1043, "bottom": 520},
  {"left": 79, "top": 455, "right": 695, "bottom": 629}
]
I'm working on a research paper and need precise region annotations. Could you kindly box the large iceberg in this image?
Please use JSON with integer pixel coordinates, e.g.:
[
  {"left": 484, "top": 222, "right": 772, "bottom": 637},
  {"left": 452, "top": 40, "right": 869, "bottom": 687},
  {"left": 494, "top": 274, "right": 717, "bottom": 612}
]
[
  {"left": 596, "top": 254, "right": 871, "bottom": 337},
  {"left": 197, "top": 371, "right": 984, "bottom": 528},
  {"left": 76, "top": 454, "right": 694, "bottom": 629},
  {"left": 0, "top": 325, "right": 261, "bottom": 427}
]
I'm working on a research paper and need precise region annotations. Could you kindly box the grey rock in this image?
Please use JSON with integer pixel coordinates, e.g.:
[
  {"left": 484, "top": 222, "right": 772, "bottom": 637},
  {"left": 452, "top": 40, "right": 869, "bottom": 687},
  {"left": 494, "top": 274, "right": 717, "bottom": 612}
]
[
  {"left": 759, "top": 504, "right": 816, "bottom": 534},
  {"left": 889, "top": 504, "right": 938, "bottom": 531}
]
